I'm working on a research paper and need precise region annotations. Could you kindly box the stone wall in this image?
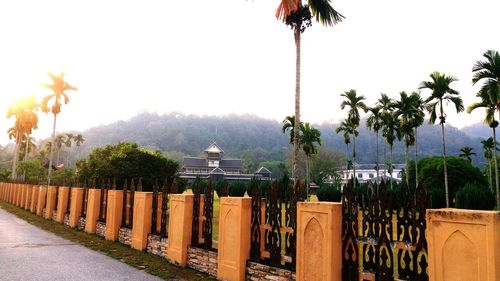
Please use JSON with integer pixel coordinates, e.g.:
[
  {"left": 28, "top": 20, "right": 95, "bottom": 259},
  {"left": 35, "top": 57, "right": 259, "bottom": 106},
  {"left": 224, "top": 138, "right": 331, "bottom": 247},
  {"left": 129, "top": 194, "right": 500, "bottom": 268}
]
[
  {"left": 96, "top": 221, "right": 106, "bottom": 237},
  {"left": 52, "top": 210, "right": 57, "bottom": 221},
  {"left": 146, "top": 234, "right": 168, "bottom": 258},
  {"left": 118, "top": 227, "right": 132, "bottom": 245},
  {"left": 77, "top": 217, "right": 86, "bottom": 231},
  {"left": 64, "top": 213, "right": 70, "bottom": 226},
  {"left": 42, "top": 208, "right": 46, "bottom": 218},
  {"left": 246, "top": 262, "right": 296, "bottom": 281},
  {"left": 187, "top": 246, "right": 218, "bottom": 277}
]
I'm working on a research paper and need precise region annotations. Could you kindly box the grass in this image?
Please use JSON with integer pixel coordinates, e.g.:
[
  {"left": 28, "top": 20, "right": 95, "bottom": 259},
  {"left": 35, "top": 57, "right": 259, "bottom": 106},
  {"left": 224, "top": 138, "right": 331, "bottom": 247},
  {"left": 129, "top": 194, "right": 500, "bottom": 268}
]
[{"left": 0, "top": 201, "right": 215, "bottom": 281}]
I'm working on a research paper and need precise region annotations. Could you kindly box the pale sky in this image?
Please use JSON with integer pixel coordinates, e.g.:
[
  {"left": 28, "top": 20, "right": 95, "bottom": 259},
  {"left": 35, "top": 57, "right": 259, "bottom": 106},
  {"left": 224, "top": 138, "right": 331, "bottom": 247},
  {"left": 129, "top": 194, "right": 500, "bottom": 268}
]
[{"left": 0, "top": 0, "right": 499, "bottom": 145}]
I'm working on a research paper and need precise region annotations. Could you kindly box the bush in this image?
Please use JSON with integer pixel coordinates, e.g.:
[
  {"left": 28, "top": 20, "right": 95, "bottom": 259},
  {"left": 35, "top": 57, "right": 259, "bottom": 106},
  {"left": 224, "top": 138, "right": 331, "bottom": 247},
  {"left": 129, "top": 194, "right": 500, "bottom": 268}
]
[
  {"left": 455, "top": 183, "right": 495, "bottom": 210},
  {"left": 51, "top": 168, "right": 76, "bottom": 186},
  {"left": 228, "top": 181, "right": 248, "bottom": 197},
  {"left": 428, "top": 188, "right": 446, "bottom": 208},
  {"left": 317, "top": 184, "right": 341, "bottom": 202}
]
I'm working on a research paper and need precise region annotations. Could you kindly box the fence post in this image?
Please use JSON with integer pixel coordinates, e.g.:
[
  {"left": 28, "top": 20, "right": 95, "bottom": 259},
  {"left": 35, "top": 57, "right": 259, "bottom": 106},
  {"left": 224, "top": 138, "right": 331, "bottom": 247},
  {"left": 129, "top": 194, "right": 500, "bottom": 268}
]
[
  {"left": 105, "top": 190, "right": 124, "bottom": 241},
  {"left": 296, "top": 202, "right": 342, "bottom": 281},
  {"left": 167, "top": 194, "right": 194, "bottom": 266},
  {"left": 69, "top": 188, "right": 84, "bottom": 227},
  {"left": 24, "top": 185, "right": 33, "bottom": 210},
  {"left": 30, "top": 186, "right": 39, "bottom": 213},
  {"left": 85, "top": 188, "right": 102, "bottom": 233},
  {"left": 45, "top": 186, "right": 58, "bottom": 220},
  {"left": 217, "top": 197, "right": 252, "bottom": 281},
  {"left": 427, "top": 208, "right": 500, "bottom": 281},
  {"left": 55, "top": 186, "right": 70, "bottom": 223},
  {"left": 36, "top": 186, "right": 47, "bottom": 216},
  {"left": 131, "top": 191, "right": 153, "bottom": 250}
]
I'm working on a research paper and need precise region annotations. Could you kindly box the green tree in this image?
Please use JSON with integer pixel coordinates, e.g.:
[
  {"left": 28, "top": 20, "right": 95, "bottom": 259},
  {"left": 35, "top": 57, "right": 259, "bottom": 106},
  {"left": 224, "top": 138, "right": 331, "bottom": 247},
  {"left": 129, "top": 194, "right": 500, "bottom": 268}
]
[
  {"left": 41, "top": 72, "right": 77, "bottom": 185},
  {"left": 276, "top": 0, "right": 343, "bottom": 184},
  {"left": 300, "top": 122, "right": 321, "bottom": 196},
  {"left": 335, "top": 119, "right": 358, "bottom": 185},
  {"left": 459, "top": 146, "right": 476, "bottom": 162},
  {"left": 16, "top": 159, "right": 46, "bottom": 183},
  {"left": 480, "top": 137, "right": 496, "bottom": 192},
  {"left": 366, "top": 106, "right": 382, "bottom": 178},
  {"left": 377, "top": 93, "right": 395, "bottom": 176},
  {"left": 73, "top": 134, "right": 85, "bottom": 163},
  {"left": 471, "top": 50, "right": 500, "bottom": 208},
  {"left": 420, "top": 71, "right": 464, "bottom": 207},
  {"left": 309, "top": 147, "right": 345, "bottom": 185},
  {"left": 381, "top": 112, "right": 402, "bottom": 189}
]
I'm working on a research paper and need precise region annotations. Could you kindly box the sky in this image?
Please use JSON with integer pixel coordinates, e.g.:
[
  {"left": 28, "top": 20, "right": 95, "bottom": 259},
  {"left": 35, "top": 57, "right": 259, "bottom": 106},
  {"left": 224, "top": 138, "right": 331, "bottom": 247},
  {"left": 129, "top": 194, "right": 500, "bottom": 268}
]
[{"left": 0, "top": 0, "right": 499, "bottom": 145}]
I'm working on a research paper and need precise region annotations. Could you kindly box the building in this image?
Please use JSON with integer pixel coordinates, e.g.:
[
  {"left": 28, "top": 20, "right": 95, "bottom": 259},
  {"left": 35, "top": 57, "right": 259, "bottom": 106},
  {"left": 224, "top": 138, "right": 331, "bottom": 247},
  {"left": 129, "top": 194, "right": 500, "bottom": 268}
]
[
  {"left": 337, "top": 163, "right": 405, "bottom": 184},
  {"left": 178, "top": 142, "right": 272, "bottom": 182}
]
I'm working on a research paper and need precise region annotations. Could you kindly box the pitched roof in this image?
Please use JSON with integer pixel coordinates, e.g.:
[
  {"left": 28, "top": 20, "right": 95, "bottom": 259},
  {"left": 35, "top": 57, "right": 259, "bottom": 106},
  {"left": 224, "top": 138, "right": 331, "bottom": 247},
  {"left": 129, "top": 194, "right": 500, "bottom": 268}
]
[
  {"left": 210, "top": 167, "right": 225, "bottom": 175},
  {"left": 204, "top": 142, "right": 224, "bottom": 154},
  {"left": 182, "top": 157, "right": 207, "bottom": 167},
  {"left": 255, "top": 167, "right": 272, "bottom": 174},
  {"left": 219, "top": 159, "right": 243, "bottom": 169}
]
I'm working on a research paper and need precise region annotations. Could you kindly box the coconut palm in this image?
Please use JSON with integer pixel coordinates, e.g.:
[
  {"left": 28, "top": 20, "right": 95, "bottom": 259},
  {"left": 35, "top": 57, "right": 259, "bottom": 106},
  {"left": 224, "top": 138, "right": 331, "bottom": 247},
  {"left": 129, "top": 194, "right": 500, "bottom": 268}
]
[
  {"left": 300, "top": 122, "right": 322, "bottom": 197},
  {"left": 459, "top": 146, "right": 476, "bottom": 162},
  {"left": 409, "top": 92, "right": 425, "bottom": 188},
  {"left": 54, "top": 134, "right": 66, "bottom": 166},
  {"left": 381, "top": 112, "right": 402, "bottom": 190},
  {"left": 420, "top": 71, "right": 464, "bottom": 207},
  {"left": 20, "top": 134, "right": 37, "bottom": 160},
  {"left": 276, "top": 0, "right": 343, "bottom": 184},
  {"left": 366, "top": 106, "right": 383, "bottom": 179},
  {"left": 65, "top": 133, "right": 74, "bottom": 167},
  {"left": 41, "top": 72, "right": 77, "bottom": 184},
  {"left": 335, "top": 119, "right": 358, "bottom": 186},
  {"left": 282, "top": 115, "right": 302, "bottom": 145},
  {"left": 471, "top": 50, "right": 500, "bottom": 208},
  {"left": 73, "top": 134, "right": 85, "bottom": 161},
  {"left": 377, "top": 93, "right": 395, "bottom": 177},
  {"left": 481, "top": 137, "right": 496, "bottom": 192}
]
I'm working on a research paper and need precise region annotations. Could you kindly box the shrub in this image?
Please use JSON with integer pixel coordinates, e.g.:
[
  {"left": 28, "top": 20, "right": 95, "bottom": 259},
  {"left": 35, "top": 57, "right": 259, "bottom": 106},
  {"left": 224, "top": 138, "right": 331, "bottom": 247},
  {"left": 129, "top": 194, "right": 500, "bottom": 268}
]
[
  {"left": 229, "top": 181, "right": 248, "bottom": 197},
  {"left": 317, "top": 184, "right": 341, "bottom": 202},
  {"left": 455, "top": 183, "right": 495, "bottom": 210}
]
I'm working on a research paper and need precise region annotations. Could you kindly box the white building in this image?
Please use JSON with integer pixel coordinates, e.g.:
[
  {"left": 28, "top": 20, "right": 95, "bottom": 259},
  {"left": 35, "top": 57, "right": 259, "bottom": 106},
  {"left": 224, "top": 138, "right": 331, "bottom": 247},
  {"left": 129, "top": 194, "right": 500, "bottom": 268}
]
[{"left": 338, "top": 163, "right": 405, "bottom": 184}]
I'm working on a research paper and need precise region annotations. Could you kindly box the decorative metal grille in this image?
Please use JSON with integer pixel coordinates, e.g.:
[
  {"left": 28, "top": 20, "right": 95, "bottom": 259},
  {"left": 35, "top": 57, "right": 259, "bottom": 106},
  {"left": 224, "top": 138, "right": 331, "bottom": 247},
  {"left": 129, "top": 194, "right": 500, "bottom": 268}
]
[
  {"left": 121, "top": 179, "right": 128, "bottom": 227},
  {"left": 202, "top": 180, "right": 214, "bottom": 249},
  {"left": 151, "top": 180, "right": 159, "bottom": 234},
  {"left": 191, "top": 181, "right": 201, "bottom": 246},
  {"left": 128, "top": 178, "right": 135, "bottom": 228},
  {"left": 160, "top": 178, "right": 169, "bottom": 238},
  {"left": 250, "top": 178, "right": 261, "bottom": 261}
]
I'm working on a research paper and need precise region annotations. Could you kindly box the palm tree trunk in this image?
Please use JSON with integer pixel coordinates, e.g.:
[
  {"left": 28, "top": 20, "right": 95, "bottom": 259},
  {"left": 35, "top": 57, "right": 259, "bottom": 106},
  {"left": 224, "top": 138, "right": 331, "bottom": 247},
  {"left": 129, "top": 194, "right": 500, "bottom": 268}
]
[
  {"left": 376, "top": 131, "right": 379, "bottom": 180},
  {"left": 441, "top": 121, "right": 450, "bottom": 208},
  {"left": 493, "top": 118, "right": 500, "bottom": 209},
  {"left": 415, "top": 127, "right": 419, "bottom": 188},
  {"left": 11, "top": 131, "right": 20, "bottom": 180},
  {"left": 390, "top": 145, "right": 393, "bottom": 190},
  {"left": 47, "top": 114, "right": 58, "bottom": 185},
  {"left": 489, "top": 160, "right": 493, "bottom": 193},
  {"left": 383, "top": 142, "right": 387, "bottom": 179},
  {"left": 405, "top": 142, "right": 409, "bottom": 187},
  {"left": 353, "top": 134, "right": 356, "bottom": 189},
  {"left": 292, "top": 26, "right": 301, "bottom": 186}
]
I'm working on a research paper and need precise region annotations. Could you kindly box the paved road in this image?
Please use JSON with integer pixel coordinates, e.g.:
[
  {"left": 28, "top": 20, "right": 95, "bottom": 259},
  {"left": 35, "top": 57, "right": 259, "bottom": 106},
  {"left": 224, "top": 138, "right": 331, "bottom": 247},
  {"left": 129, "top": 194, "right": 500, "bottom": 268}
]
[{"left": 0, "top": 208, "right": 162, "bottom": 281}]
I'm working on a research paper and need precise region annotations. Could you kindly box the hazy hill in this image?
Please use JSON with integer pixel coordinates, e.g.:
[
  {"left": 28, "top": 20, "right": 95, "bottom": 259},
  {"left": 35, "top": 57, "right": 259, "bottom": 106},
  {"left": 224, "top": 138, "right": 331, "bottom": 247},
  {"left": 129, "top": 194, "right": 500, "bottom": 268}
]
[
  {"left": 462, "top": 123, "right": 492, "bottom": 139},
  {"left": 70, "top": 112, "right": 489, "bottom": 168}
]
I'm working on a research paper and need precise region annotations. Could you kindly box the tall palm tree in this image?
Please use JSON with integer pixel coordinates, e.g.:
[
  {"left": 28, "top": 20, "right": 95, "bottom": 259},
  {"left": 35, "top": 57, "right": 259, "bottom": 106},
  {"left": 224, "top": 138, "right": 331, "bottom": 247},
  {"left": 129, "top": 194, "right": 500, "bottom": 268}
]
[
  {"left": 377, "top": 93, "right": 395, "bottom": 177},
  {"left": 276, "top": 0, "right": 343, "bottom": 184},
  {"left": 64, "top": 133, "right": 74, "bottom": 167},
  {"left": 366, "top": 106, "right": 383, "bottom": 179},
  {"left": 335, "top": 119, "right": 352, "bottom": 165},
  {"left": 459, "top": 146, "right": 476, "bottom": 162},
  {"left": 41, "top": 72, "right": 77, "bottom": 184},
  {"left": 20, "top": 134, "right": 37, "bottom": 161},
  {"left": 420, "top": 71, "right": 464, "bottom": 207},
  {"left": 300, "top": 122, "right": 321, "bottom": 197},
  {"left": 74, "top": 134, "right": 85, "bottom": 162},
  {"left": 409, "top": 92, "right": 425, "bottom": 188},
  {"left": 54, "top": 134, "right": 66, "bottom": 166},
  {"left": 481, "top": 137, "right": 496, "bottom": 192},
  {"left": 282, "top": 115, "right": 303, "bottom": 179},
  {"left": 336, "top": 119, "right": 358, "bottom": 186},
  {"left": 471, "top": 50, "right": 500, "bottom": 208},
  {"left": 381, "top": 112, "right": 401, "bottom": 190},
  {"left": 340, "top": 89, "right": 367, "bottom": 188}
]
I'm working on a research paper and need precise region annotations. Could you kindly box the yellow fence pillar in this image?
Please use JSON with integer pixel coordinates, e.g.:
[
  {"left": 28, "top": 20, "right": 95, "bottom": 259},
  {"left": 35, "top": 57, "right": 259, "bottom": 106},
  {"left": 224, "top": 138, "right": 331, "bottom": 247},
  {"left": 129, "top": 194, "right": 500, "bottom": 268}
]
[
  {"left": 217, "top": 197, "right": 252, "bottom": 281},
  {"left": 85, "top": 188, "right": 101, "bottom": 233},
  {"left": 30, "top": 186, "right": 39, "bottom": 213},
  {"left": 45, "top": 186, "right": 58, "bottom": 220},
  {"left": 55, "top": 187, "right": 70, "bottom": 223},
  {"left": 427, "top": 208, "right": 500, "bottom": 281},
  {"left": 20, "top": 185, "right": 27, "bottom": 208},
  {"left": 24, "top": 185, "right": 33, "bottom": 210},
  {"left": 105, "top": 190, "right": 123, "bottom": 241},
  {"left": 167, "top": 194, "right": 194, "bottom": 266},
  {"left": 131, "top": 192, "right": 153, "bottom": 250},
  {"left": 36, "top": 186, "right": 47, "bottom": 216},
  {"left": 296, "top": 202, "right": 342, "bottom": 281},
  {"left": 69, "top": 188, "right": 84, "bottom": 228},
  {"left": 15, "top": 184, "right": 21, "bottom": 206}
]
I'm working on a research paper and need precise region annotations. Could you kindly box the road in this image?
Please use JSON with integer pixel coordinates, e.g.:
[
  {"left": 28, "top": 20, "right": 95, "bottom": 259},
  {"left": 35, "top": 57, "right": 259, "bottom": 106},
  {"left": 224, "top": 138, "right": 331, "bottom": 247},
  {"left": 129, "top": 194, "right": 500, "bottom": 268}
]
[{"left": 0, "top": 208, "right": 162, "bottom": 281}]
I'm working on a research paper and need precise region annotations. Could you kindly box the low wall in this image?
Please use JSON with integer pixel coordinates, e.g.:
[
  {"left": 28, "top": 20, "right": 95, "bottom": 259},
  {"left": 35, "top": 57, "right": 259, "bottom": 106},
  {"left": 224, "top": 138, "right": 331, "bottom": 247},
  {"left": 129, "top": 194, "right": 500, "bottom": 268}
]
[
  {"left": 146, "top": 234, "right": 168, "bottom": 258},
  {"left": 246, "top": 262, "right": 296, "bottom": 281},
  {"left": 64, "top": 214, "right": 70, "bottom": 226},
  {"left": 118, "top": 227, "right": 132, "bottom": 246},
  {"left": 187, "top": 247, "right": 218, "bottom": 277},
  {"left": 96, "top": 221, "right": 106, "bottom": 237},
  {"left": 77, "top": 217, "right": 86, "bottom": 231}
]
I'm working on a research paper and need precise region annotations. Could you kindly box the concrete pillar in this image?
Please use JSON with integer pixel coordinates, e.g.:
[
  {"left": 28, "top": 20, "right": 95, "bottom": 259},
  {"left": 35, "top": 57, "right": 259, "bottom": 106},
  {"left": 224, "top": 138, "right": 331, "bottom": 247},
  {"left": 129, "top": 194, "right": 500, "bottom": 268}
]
[
  {"left": 427, "top": 208, "right": 500, "bottom": 281},
  {"left": 85, "top": 189, "right": 101, "bottom": 233},
  {"left": 45, "top": 186, "right": 58, "bottom": 220},
  {"left": 36, "top": 186, "right": 47, "bottom": 216},
  {"left": 55, "top": 187, "right": 70, "bottom": 223},
  {"left": 105, "top": 190, "right": 123, "bottom": 241},
  {"left": 24, "top": 185, "right": 33, "bottom": 210},
  {"left": 20, "top": 185, "right": 26, "bottom": 208},
  {"left": 15, "top": 184, "right": 21, "bottom": 206},
  {"left": 131, "top": 192, "right": 153, "bottom": 250},
  {"left": 217, "top": 197, "right": 252, "bottom": 281},
  {"left": 296, "top": 202, "right": 342, "bottom": 281},
  {"left": 30, "top": 185, "right": 39, "bottom": 213},
  {"left": 167, "top": 194, "right": 194, "bottom": 266},
  {"left": 69, "top": 188, "right": 84, "bottom": 228}
]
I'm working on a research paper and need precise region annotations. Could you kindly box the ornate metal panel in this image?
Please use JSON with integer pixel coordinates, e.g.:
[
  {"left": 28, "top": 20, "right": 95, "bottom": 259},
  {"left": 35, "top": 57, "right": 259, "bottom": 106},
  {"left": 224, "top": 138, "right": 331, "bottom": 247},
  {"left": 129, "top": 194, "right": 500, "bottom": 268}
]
[
  {"left": 191, "top": 182, "right": 201, "bottom": 246},
  {"left": 342, "top": 180, "right": 358, "bottom": 281},
  {"left": 202, "top": 180, "right": 214, "bottom": 249},
  {"left": 265, "top": 181, "right": 281, "bottom": 267},
  {"left": 250, "top": 178, "right": 261, "bottom": 261},
  {"left": 151, "top": 180, "right": 159, "bottom": 234},
  {"left": 121, "top": 180, "right": 128, "bottom": 227},
  {"left": 160, "top": 178, "right": 169, "bottom": 238},
  {"left": 128, "top": 179, "right": 135, "bottom": 228}
]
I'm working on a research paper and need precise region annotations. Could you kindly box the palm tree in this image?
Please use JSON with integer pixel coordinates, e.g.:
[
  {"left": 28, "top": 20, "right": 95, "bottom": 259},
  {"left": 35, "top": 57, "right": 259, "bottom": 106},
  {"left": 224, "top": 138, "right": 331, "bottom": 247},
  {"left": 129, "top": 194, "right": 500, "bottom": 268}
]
[
  {"left": 459, "top": 146, "right": 476, "bottom": 162},
  {"left": 409, "top": 92, "right": 425, "bottom": 188},
  {"left": 300, "top": 122, "right": 321, "bottom": 197},
  {"left": 64, "top": 133, "right": 74, "bottom": 167},
  {"left": 41, "top": 72, "right": 77, "bottom": 184},
  {"left": 381, "top": 112, "right": 402, "bottom": 190},
  {"left": 366, "top": 106, "right": 383, "bottom": 179},
  {"left": 276, "top": 0, "right": 343, "bottom": 184},
  {"left": 420, "top": 71, "right": 464, "bottom": 207},
  {"left": 336, "top": 119, "right": 352, "bottom": 163},
  {"left": 481, "top": 137, "right": 496, "bottom": 192},
  {"left": 74, "top": 134, "right": 85, "bottom": 162},
  {"left": 54, "top": 134, "right": 66, "bottom": 166},
  {"left": 336, "top": 119, "right": 359, "bottom": 186},
  {"left": 377, "top": 93, "right": 395, "bottom": 177},
  {"left": 20, "top": 134, "right": 37, "bottom": 160},
  {"left": 471, "top": 50, "right": 500, "bottom": 208},
  {"left": 282, "top": 115, "right": 302, "bottom": 145}
]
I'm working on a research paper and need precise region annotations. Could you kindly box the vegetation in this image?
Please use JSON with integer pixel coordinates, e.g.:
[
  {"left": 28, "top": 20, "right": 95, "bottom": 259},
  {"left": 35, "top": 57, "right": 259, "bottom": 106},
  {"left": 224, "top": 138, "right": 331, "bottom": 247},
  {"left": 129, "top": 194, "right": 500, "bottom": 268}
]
[
  {"left": 228, "top": 181, "right": 248, "bottom": 197},
  {"left": 455, "top": 183, "right": 495, "bottom": 210},
  {"left": 316, "top": 184, "right": 341, "bottom": 202}
]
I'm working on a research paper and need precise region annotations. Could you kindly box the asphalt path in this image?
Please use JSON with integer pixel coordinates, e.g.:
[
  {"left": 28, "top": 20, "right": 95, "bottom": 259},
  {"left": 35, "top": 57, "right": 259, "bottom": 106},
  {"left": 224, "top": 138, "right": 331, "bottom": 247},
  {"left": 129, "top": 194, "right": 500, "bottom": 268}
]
[{"left": 0, "top": 208, "right": 162, "bottom": 281}]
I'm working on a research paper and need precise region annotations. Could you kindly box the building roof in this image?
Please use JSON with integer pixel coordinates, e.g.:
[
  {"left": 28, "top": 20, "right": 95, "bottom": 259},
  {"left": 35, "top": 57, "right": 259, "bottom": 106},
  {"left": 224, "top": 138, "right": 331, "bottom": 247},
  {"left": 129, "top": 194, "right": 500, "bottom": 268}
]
[
  {"left": 219, "top": 159, "right": 243, "bottom": 169},
  {"left": 183, "top": 157, "right": 207, "bottom": 167},
  {"left": 210, "top": 167, "right": 225, "bottom": 175},
  {"left": 339, "top": 163, "right": 405, "bottom": 171},
  {"left": 255, "top": 167, "right": 272, "bottom": 174},
  {"left": 204, "top": 142, "right": 224, "bottom": 154}
]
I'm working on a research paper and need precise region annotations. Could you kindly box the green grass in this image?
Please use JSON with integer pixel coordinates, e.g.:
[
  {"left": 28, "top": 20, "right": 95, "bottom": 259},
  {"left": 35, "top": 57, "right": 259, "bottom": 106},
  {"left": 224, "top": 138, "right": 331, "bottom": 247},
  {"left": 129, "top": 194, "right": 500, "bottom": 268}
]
[{"left": 0, "top": 201, "right": 215, "bottom": 281}]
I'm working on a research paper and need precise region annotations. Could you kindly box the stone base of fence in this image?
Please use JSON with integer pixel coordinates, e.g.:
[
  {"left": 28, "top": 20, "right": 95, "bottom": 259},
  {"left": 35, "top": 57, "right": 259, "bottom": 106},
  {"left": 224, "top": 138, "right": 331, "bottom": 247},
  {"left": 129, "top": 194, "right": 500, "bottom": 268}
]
[
  {"left": 146, "top": 234, "right": 168, "bottom": 258},
  {"left": 64, "top": 214, "right": 70, "bottom": 226},
  {"left": 187, "top": 247, "right": 218, "bottom": 277},
  {"left": 246, "top": 262, "right": 296, "bottom": 281},
  {"left": 119, "top": 227, "right": 132, "bottom": 245},
  {"left": 96, "top": 222, "right": 106, "bottom": 237},
  {"left": 42, "top": 208, "right": 46, "bottom": 218},
  {"left": 52, "top": 211, "right": 57, "bottom": 221},
  {"left": 77, "top": 217, "right": 86, "bottom": 231}
]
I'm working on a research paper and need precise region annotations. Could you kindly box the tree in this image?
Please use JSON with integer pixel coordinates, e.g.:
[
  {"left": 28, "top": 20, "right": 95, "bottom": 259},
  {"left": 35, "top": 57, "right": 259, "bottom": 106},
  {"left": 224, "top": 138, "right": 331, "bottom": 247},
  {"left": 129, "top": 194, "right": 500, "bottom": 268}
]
[
  {"left": 471, "top": 50, "right": 500, "bottom": 208},
  {"left": 335, "top": 119, "right": 352, "bottom": 162},
  {"left": 480, "top": 137, "right": 496, "bottom": 192},
  {"left": 64, "top": 133, "right": 74, "bottom": 167},
  {"left": 41, "top": 72, "right": 77, "bottom": 185},
  {"left": 19, "top": 134, "right": 37, "bottom": 161},
  {"left": 54, "top": 134, "right": 66, "bottom": 166},
  {"left": 335, "top": 118, "right": 359, "bottom": 187},
  {"left": 300, "top": 122, "right": 321, "bottom": 196},
  {"left": 276, "top": 0, "right": 343, "bottom": 185},
  {"left": 73, "top": 134, "right": 85, "bottom": 163},
  {"left": 420, "top": 71, "right": 464, "bottom": 207},
  {"left": 459, "top": 146, "right": 476, "bottom": 162},
  {"left": 366, "top": 106, "right": 382, "bottom": 179},
  {"left": 381, "top": 112, "right": 402, "bottom": 190},
  {"left": 377, "top": 93, "right": 395, "bottom": 176}
]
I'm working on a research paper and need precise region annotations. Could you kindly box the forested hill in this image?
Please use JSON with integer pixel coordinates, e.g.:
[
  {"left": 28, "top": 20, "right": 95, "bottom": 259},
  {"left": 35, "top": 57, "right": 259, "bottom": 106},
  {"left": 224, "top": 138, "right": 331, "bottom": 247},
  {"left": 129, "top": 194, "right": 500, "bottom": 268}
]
[{"left": 74, "top": 112, "right": 488, "bottom": 167}]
